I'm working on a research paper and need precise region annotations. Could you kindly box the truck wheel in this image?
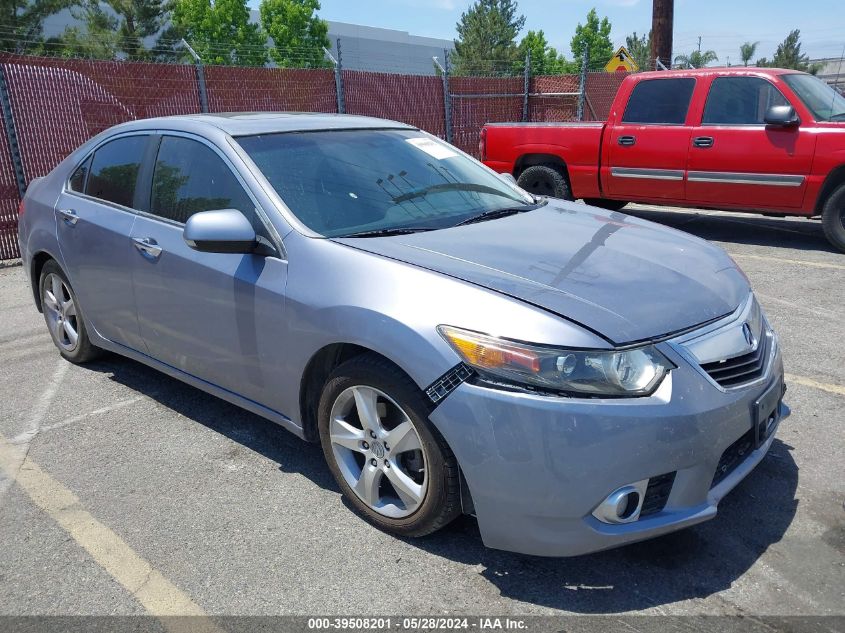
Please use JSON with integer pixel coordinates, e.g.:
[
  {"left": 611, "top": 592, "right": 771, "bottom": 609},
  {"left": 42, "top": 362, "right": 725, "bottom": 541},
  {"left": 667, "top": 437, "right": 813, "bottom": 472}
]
[
  {"left": 821, "top": 183, "right": 845, "bottom": 253},
  {"left": 584, "top": 198, "right": 628, "bottom": 211},
  {"left": 517, "top": 164, "right": 573, "bottom": 200}
]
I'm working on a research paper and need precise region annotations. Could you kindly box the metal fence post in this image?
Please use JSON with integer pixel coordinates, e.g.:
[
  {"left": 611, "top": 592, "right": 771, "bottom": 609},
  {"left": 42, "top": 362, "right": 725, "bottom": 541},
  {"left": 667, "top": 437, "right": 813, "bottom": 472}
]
[
  {"left": 182, "top": 39, "right": 208, "bottom": 113},
  {"left": 442, "top": 49, "right": 453, "bottom": 143},
  {"left": 522, "top": 51, "right": 530, "bottom": 122},
  {"left": 0, "top": 67, "right": 26, "bottom": 199},
  {"left": 576, "top": 48, "right": 588, "bottom": 122},
  {"left": 334, "top": 38, "right": 345, "bottom": 114}
]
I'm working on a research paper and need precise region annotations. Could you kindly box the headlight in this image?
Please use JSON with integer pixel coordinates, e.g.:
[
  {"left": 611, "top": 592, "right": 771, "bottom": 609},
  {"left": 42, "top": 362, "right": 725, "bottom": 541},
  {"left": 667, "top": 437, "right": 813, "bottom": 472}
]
[{"left": 438, "top": 326, "right": 673, "bottom": 397}]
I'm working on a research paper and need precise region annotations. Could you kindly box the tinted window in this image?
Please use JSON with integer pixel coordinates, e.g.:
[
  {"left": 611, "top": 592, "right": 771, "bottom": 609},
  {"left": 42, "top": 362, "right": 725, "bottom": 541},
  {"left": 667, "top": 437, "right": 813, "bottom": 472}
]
[
  {"left": 236, "top": 129, "right": 534, "bottom": 238},
  {"left": 85, "top": 136, "right": 147, "bottom": 207},
  {"left": 622, "top": 78, "right": 696, "bottom": 124},
  {"left": 150, "top": 136, "right": 256, "bottom": 225},
  {"left": 703, "top": 77, "right": 789, "bottom": 124},
  {"left": 69, "top": 155, "right": 92, "bottom": 192},
  {"left": 783, "top": 73, "right": 845, "bottom": 121}
]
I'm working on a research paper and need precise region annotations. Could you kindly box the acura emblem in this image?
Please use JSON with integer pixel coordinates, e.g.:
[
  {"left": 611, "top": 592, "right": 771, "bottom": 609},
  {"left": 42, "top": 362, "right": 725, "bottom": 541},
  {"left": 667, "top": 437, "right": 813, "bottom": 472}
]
[{"left": 742, "top": 323, "right": 755, "bottom": 347}]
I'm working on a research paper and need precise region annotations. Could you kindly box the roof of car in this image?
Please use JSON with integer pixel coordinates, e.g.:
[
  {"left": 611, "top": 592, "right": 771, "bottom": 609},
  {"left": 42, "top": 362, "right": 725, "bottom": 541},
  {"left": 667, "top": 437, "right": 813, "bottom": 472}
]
[
  {"left": 632, "top": 67, "right": 804, "bottom": 80},
  {"left": 111, "top": 112, "right": 417, "bottom": 137}
]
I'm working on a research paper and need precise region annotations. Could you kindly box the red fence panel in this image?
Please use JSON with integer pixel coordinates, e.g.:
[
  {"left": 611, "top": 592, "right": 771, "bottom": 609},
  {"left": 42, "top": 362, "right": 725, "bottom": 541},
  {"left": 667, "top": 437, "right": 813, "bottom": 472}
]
[
  {"left": 342, "top": 70, "right": 445, "bottom": 139},
  {"left": 450, "top": 76, "right": 523, "bottom": 156},
  {"left": 2, "top": 56, "right": 200, "bottom": 182},
  {"left": 205, "top": 66, "right": 337, "bottom": 113},
  {"left": 529, "top": 74, "right": 579, "bottom": 123},
  {"left": 0, "top": 112, "right": 19, "bottom": 260},
  {"left": 584, "top": 71, "right": 628, "bottom": 121}
]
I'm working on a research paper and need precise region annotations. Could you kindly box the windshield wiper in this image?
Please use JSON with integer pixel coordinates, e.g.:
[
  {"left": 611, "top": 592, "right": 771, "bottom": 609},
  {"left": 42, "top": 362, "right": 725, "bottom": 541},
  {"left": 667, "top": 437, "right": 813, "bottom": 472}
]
[
  {"left": 392, "top": 182, "right": 520, "bottom": 203},
  {"left": 339, "top": 227, "right": 439, "bottom": 238},
  {"left": 454, "top": 204, "right": 541, "bottom": 227},
  {"left": 829, "top": 112, "right": 845, "bottom": 121}
]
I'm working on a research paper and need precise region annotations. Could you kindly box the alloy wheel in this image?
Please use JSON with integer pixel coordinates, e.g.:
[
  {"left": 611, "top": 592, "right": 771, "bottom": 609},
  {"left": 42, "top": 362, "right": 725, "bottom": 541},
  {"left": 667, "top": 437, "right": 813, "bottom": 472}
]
[
  {"left": 42, "top": 273, "right": 79, "bottom": 352},
  {"left": 329, "top": 385, "right": 428, "bottom": 518}
]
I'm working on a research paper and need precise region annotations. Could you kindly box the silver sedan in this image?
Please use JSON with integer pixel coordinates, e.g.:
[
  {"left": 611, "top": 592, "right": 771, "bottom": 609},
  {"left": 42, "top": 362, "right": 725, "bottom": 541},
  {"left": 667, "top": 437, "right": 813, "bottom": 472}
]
[{"left": 17, "top": 113, "right": 786, "bottom": 556}]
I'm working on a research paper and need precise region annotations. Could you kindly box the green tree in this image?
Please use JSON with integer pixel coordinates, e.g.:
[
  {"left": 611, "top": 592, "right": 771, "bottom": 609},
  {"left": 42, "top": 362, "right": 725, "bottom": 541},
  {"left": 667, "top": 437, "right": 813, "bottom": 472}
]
[
  {"left": 625, "top": 30, "right": 651, "bottom": 71},
  {"left": 739, "top": 41, "right": 758, "bottom": 66},
  {"left": 0, "top": 0, "right": 74, "bottom": 54},
  {"left": 54, "top": 0, "right": 120, "bottom": 58},
  {"left": 674, "top": 48, "right": 718, "bottom": 69},
  {"left": 260, "top": 0, "right": 330, "bottom": 68},
  {"left": 757, "top": 30, "right": 821, "bottom": 74},
  {"left": 452, "top": 0, "right": 525, "bottom": 75},
  {"left": 515, "top": 30, "right": 571, "bottom": 75},
  {"left": 570, "top": 8, "right": 613, "bottom": 69},
  {"left": 169, "top": 0, "right": 268, "bottom": 66}
]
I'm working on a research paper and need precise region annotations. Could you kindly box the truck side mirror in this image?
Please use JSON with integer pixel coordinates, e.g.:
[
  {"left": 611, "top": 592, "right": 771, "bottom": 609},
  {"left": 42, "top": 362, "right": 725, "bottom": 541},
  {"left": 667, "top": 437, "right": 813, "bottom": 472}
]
[{"left": 764, "top": 105, "right": 799, "bottom": 127}]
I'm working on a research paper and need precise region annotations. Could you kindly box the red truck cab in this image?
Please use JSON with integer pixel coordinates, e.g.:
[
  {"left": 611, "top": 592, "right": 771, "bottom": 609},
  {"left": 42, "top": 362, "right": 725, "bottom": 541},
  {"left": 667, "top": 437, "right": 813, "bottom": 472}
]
[{"left": 481, "top": 68, "right": 845, "bottom": 252}]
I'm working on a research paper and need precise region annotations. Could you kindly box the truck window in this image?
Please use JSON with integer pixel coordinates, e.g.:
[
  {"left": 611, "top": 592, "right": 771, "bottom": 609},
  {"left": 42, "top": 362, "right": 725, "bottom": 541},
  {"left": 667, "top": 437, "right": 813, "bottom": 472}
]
[
  {"left": 702, "top": 77, "right": 789, "bottom": 125},
  {"left": 621, "top": 78, "right": 695, "bottom": 125}
]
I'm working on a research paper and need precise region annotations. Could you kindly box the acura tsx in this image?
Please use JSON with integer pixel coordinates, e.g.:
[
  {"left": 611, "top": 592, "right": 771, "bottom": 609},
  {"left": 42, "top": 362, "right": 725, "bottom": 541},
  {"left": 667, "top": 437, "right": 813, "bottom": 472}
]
[{"left": 18, "top": 113, "right": 786, "bottom": 556}]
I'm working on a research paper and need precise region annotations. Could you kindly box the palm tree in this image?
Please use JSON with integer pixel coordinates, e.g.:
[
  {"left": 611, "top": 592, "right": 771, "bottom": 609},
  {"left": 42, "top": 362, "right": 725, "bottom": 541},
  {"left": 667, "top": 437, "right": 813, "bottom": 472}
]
[
  {"left": 740, "top": 41, "right": 759, "bottom": 66},
  {"left": 674, "top": 49, "right": 718, "bottom": 69}
]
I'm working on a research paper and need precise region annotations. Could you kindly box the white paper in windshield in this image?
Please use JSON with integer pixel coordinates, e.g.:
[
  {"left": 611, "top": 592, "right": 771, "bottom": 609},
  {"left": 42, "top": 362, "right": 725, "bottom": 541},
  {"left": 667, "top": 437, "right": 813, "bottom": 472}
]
[{"left": 405, "top": 137, "right": 457, "bottom": 160}]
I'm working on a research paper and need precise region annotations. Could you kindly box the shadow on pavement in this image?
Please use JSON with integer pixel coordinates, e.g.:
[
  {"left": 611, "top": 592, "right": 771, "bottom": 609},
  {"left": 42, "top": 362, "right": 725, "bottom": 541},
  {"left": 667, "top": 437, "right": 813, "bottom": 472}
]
[
  {"left": 86, "top": 348, "right": 798, "bottom": 614},
  {"left": 623, "top": 206, "right": 835, "bottom": 253}
]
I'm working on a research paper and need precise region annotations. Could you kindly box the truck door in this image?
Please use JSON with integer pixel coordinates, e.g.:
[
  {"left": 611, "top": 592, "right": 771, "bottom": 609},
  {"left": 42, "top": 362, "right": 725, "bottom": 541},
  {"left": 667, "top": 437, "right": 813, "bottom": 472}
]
[
  {"left": 605, "top": 77, "right": 696, "bottom": 200},
  {"left": 686, "top": 76, "right": 814, "bottom": 209}
]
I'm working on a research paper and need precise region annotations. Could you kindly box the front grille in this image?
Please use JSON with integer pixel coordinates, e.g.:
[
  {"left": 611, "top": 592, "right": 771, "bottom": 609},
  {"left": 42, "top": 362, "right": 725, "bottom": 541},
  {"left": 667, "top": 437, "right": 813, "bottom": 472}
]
[
  {"left": 711, "top": 429, "right": 755, "bottom": 488},
  {"left": 700, "top": 333, "right": 769, "bottom": 388},
  {"left": 640, "top": 471, "right": 676, "bottom": 516}
]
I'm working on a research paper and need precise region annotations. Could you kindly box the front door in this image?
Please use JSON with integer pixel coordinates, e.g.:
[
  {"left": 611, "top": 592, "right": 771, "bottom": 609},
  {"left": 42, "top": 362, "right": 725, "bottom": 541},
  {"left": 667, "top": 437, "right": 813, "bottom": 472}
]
[
  {"left": 129, "top": 134, "right": 288, "bottom": 409},
  {"left": 686, "top": 76, "right": 815, "bottom": 209},
  {"left": 605, "top": 77, "right": 696, "bottom": 200},
  {"left": 56, "top": 134, "right": 150, "bottom": 351}
]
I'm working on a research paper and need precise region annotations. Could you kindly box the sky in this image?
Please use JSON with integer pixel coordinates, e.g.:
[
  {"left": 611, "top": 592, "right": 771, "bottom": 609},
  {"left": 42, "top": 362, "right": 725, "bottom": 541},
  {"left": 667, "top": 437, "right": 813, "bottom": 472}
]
[{"left": 285, "top": 0, "right": 845, "bottom": 66}]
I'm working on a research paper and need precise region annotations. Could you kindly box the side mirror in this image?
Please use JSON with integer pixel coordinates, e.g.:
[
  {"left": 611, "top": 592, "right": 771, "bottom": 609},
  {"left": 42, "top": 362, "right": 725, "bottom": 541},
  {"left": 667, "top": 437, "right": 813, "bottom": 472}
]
[
  {"left": 498, "top": 172, "right": 518, "bottom": 186},
  {"left": 183, "top": 209, "right": 257, "bottom": 254},
  {"left": 764, "top": 105, "right": 799, "bottom": 127}
]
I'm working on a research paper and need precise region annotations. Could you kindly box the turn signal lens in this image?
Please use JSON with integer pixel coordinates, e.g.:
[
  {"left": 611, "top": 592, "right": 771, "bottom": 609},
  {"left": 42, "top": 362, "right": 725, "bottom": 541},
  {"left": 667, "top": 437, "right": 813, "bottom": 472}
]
[{"left": 438, "top": 325, "right": 673, "bottom": 397}]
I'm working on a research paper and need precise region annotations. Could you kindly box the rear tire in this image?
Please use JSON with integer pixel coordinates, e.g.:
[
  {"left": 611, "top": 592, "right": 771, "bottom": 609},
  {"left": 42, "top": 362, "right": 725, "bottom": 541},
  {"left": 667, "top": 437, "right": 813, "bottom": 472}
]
[
  {"left": 584, "top": 198, "right": 628, "bottom": 212},
  {"left": 517, "top": 164, "right": 573, "bottom": 200},
  {"left": 821, "top": 183, "right": 845, "bottom": 253},
  {"left": 318, "top": 353, "right": 461, "bottom": 537},
  {"left": 38, "top": 260, "right": 102, "bottom": 364}
]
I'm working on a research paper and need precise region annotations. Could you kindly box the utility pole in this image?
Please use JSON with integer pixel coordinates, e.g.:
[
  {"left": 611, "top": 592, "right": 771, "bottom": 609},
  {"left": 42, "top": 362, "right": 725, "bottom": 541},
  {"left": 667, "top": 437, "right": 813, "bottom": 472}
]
[{"left": 651, "top": 0, "right": 674, "bottom": 70}]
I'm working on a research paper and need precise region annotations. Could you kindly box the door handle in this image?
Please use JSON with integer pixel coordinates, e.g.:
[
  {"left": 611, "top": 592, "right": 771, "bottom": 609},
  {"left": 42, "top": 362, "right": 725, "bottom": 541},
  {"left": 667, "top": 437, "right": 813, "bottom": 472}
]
[
  {"left": 693, "top": 136, "right": 714, "bottom": 148},
  {"left": 56, "top": 208, "right": 79, "bottom": 226},
  {"left": 617, "top": 135, "right": 636, "bottom": 146},
  {"left": 132, "top": 237, "right": 163, "bottom": 259}
]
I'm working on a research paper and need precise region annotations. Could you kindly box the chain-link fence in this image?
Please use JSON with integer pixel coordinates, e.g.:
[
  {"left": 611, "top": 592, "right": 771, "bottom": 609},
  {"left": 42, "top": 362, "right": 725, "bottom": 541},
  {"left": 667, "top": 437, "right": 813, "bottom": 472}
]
[{"left": 0, "top": 47, "right": 629, "bottom": 260}]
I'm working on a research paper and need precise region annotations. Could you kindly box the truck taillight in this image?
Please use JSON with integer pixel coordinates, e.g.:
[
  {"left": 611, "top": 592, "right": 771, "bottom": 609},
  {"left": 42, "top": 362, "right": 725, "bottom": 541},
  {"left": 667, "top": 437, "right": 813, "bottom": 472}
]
[{"left": 479, "top": 126, "right": 487, "bottom": 162}]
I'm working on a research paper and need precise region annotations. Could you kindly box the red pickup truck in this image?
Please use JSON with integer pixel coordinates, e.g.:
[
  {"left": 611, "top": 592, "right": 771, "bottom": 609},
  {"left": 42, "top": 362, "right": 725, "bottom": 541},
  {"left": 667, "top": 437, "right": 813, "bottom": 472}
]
[{"left": 481, "top": 67, "right": 845, "bottom": 252}]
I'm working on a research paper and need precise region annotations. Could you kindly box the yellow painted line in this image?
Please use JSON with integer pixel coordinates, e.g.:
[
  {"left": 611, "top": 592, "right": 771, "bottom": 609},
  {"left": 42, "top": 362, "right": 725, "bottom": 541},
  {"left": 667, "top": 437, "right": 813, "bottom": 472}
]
[
  {"left": 785, "top": 373, "right": 845, "bottom": 397},
  {"left": 730, "top": 253, "right": 845, "bottom": 271},
  {"left": 0, "top": 432, "right": 221, "bottom": 631}
]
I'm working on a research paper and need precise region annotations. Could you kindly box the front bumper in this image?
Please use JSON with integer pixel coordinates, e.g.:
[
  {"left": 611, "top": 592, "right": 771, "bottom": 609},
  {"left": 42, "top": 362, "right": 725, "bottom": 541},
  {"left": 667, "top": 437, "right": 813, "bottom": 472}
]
[{"left": 429, "top": 339, "right": 786, "bottom": 557}]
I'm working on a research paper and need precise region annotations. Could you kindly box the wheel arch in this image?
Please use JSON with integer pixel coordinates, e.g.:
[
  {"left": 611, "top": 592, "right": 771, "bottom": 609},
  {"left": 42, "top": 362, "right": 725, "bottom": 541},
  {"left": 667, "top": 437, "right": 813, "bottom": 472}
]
[
  {"left": 814, "top": 164, "right": 845, "bottom": 215},
  {"left": 29, "top": 250, "right": 60, "bottom": 312},
  {"left": 513, "top": 153, "right": 570, "bottom": 180}
]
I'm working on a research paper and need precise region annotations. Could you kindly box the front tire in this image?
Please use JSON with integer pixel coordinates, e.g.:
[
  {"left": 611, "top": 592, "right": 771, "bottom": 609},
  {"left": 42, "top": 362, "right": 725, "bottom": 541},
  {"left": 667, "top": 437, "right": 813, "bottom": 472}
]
[
  {"left": 318, "top": 354, "right": 461, "bottom": 537},
  {"left": 38, "top": 260, "right": 102, "bottom": 363},
  {"left": 517, "top": 164, "right": 573, "bottom": 200},
  {"left": 821, "top": 183, "right": 845, "bottom": 253}
]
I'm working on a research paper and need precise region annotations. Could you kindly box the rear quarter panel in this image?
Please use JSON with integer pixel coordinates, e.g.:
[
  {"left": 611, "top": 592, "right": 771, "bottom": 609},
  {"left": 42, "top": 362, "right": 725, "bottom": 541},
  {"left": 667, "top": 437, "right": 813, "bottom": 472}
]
[{"left": 483, "top": 123, "right": 605, "bottom": 198}]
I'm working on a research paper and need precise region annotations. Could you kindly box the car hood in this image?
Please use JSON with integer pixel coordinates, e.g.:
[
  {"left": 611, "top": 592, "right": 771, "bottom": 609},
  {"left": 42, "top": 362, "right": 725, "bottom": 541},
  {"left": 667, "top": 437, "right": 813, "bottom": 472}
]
[{"left": 335, "top": 201, "right": 749, "bottom": 345}]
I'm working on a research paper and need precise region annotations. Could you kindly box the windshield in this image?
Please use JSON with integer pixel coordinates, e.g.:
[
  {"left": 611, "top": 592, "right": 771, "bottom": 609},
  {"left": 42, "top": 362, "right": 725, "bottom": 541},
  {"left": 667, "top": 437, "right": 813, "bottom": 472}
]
[
  {"left": 236, "top": 129, "right": 535, "bottom": 237},
  {"left": 783, "top": 73, "right": 845, "bottom": 122}
]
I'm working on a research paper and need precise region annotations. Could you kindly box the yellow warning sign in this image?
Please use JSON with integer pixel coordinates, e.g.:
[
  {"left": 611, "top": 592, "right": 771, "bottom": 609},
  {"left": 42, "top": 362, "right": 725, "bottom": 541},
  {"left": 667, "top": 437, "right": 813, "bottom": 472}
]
[{"left": 605, "top": 46, "right": 639, "bottom": 73}]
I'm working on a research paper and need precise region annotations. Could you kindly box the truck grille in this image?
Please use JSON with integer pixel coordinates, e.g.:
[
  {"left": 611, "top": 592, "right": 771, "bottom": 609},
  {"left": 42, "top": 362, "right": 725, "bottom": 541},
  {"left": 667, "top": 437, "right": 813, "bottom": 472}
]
[
  {"left": 639, "top": 472, "right": 676, "bottom": 517},
  {"left": 700, "top": 333, "right": 769, "bottom": 388},
  {"left": 711, "top": 429, "right": 754, "bottom": 488}
]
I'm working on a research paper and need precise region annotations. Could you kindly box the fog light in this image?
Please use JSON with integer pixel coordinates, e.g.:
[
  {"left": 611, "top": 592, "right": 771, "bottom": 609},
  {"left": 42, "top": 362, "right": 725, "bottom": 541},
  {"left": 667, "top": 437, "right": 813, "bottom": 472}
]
[{"left": 592, "top": 479, "right": 648, "bottom": 524}]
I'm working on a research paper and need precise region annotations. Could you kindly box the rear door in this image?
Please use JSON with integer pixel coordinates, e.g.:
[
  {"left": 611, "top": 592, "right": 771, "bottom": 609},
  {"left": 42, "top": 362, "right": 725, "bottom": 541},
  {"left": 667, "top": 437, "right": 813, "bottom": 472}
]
[
  {"left": 605, "top": 77, "right": 696, "bottom": 200},
  {"left": 55, "top": 134, "right": 150, "bottom": 351},
  {"left": 686, "top": 75, "right": 815, "bottom": 209},
  {"left": 129, "top": 133, "right": 288, "bottom": 407}
]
